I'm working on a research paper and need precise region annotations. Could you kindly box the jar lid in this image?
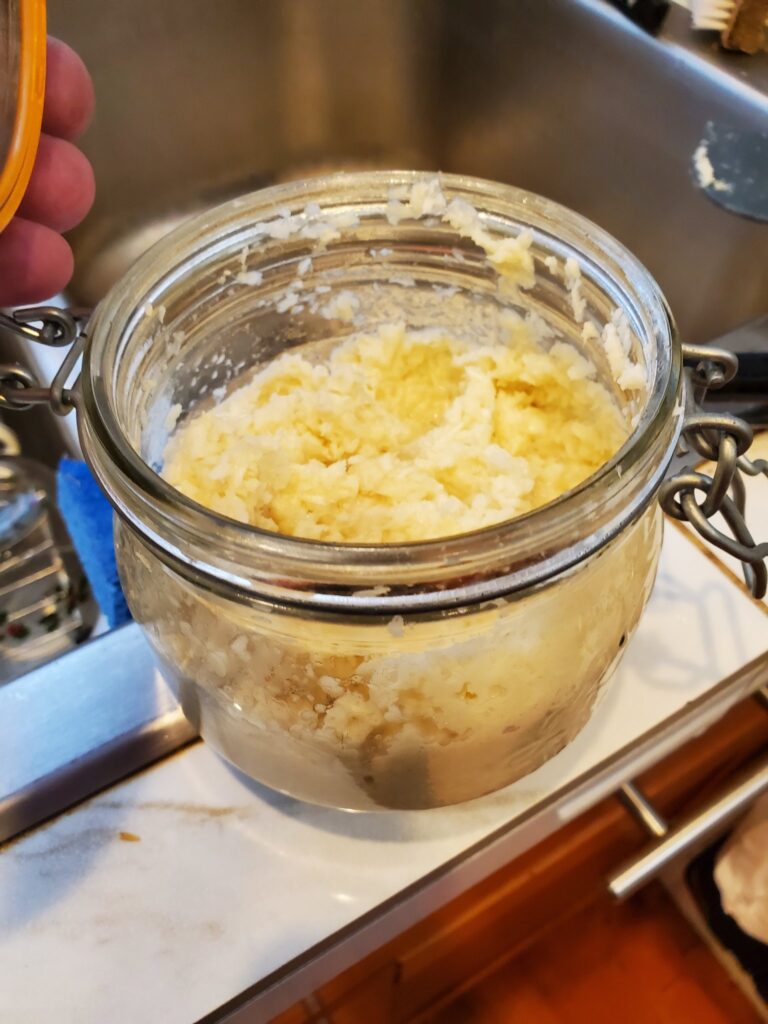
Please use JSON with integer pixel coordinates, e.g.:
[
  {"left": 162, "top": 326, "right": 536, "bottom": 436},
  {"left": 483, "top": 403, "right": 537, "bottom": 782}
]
[{"left": 0, "top": 0, "right": 46, "bottom": 233}]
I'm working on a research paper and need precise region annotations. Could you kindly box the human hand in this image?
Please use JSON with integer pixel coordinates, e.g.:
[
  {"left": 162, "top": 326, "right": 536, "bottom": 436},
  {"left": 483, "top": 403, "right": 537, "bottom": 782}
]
[{"left": 0, "top": 38, "right": 95, "bottom": 306}]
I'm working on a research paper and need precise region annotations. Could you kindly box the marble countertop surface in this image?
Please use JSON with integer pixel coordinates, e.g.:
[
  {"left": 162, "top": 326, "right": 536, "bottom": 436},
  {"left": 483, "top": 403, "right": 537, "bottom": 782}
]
[{"left": 1, "top": 448, "right": 767, "bottom": 1023}]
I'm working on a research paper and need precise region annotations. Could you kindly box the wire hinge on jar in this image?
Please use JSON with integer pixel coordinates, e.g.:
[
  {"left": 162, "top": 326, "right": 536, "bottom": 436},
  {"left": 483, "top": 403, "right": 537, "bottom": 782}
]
[
  {"left": 661, "top": 343, "right": 768, "bottom": 599},
  {"left": 0, "top": 306, "right": 88, "bottom": 416}
]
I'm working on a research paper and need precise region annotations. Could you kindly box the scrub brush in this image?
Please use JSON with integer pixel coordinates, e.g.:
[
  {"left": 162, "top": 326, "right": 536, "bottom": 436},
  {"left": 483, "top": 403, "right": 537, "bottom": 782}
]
[
  {"left": 690, "top": 0, "right": 768, "bottom": 51},
  {"left": 689, "top": 0, "right": 737, "bottom": 28}
]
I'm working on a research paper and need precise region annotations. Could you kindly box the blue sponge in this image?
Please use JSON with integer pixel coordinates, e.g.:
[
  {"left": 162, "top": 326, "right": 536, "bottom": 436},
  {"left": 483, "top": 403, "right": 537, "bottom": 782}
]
[{"left": 56, "top": 458, "right": 132, "bottom": 629}]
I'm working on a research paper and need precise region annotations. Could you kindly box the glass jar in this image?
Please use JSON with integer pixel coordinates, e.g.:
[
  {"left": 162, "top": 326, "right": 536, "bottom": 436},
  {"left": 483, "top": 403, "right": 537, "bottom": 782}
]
[{"left": 77, "top": 172, "right": 682, "bottom": 810}]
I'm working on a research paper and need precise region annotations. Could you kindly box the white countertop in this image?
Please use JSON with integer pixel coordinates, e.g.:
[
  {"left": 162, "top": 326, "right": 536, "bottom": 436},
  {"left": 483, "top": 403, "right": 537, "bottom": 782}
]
[{"left": 1, "top": 457, "right": 768, "bottom": 1023}]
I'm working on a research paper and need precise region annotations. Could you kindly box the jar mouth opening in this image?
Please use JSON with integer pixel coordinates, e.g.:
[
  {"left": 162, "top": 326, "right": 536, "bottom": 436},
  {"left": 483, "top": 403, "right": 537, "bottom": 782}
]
[{"left": 81, "top": 171, "right": 682, "bottom": 604}]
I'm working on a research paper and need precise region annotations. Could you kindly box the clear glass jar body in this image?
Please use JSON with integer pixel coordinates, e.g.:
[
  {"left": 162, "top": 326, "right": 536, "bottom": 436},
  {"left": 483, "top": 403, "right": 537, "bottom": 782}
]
[
  {"left": 79, "top": 172, "right": 682, "bottom": 810},
  {"left": 116, "top": 508, "right": 662, "bottom": 809}
]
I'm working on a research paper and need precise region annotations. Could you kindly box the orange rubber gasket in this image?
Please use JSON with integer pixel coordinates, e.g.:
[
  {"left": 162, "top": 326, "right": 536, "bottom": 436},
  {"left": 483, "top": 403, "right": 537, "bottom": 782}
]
[{"left": 0, "top": 0, "right": 46, "bottom": 233}]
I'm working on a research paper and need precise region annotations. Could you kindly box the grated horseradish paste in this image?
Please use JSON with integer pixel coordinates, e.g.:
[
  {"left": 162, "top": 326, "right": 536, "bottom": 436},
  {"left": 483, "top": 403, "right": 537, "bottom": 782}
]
[{"left": 163, "top": 320, "right": 627, "bottom": 543}]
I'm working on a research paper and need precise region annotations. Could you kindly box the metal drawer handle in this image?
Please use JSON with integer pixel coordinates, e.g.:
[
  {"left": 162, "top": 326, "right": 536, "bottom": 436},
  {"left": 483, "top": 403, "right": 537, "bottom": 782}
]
[{"left": 608, "top": 752, "right": 768, "bottom": 901}]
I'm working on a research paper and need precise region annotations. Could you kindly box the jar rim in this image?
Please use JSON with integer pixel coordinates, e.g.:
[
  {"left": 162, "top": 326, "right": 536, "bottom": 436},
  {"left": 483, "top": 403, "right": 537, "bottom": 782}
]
[{"left": 80, "top": 171, "right": 682, "bottom": 611}]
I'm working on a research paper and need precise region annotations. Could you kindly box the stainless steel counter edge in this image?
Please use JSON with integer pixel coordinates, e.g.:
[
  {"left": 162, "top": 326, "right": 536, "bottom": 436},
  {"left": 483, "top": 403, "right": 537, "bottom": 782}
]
[{"left": 0, "top": 623, "right": 196, "bottom": 844}]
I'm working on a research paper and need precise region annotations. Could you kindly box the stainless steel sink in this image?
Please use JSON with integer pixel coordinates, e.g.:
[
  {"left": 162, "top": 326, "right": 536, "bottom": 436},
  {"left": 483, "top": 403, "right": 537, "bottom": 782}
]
[
  {"left": 48, "top": 0, "right": 768, "bottom": 343},
  {"left": 1, "top": 0, "right": 767, "bottom": 842}
]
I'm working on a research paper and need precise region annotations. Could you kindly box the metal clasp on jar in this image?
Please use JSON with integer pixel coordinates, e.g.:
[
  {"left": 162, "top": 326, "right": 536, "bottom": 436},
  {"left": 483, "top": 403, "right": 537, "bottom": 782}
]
[
  {"left": 0, "top": 306, "right": 88, "bottom": 415},
  {"left": 662, "top": 344, "right": 768, "bottom": 599}
]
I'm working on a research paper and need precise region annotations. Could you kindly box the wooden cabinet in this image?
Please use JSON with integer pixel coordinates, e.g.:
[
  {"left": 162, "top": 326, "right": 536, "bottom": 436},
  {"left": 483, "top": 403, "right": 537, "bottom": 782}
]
[{"left": 274, "top": 694, "right": 768, "bottom": 1023}]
